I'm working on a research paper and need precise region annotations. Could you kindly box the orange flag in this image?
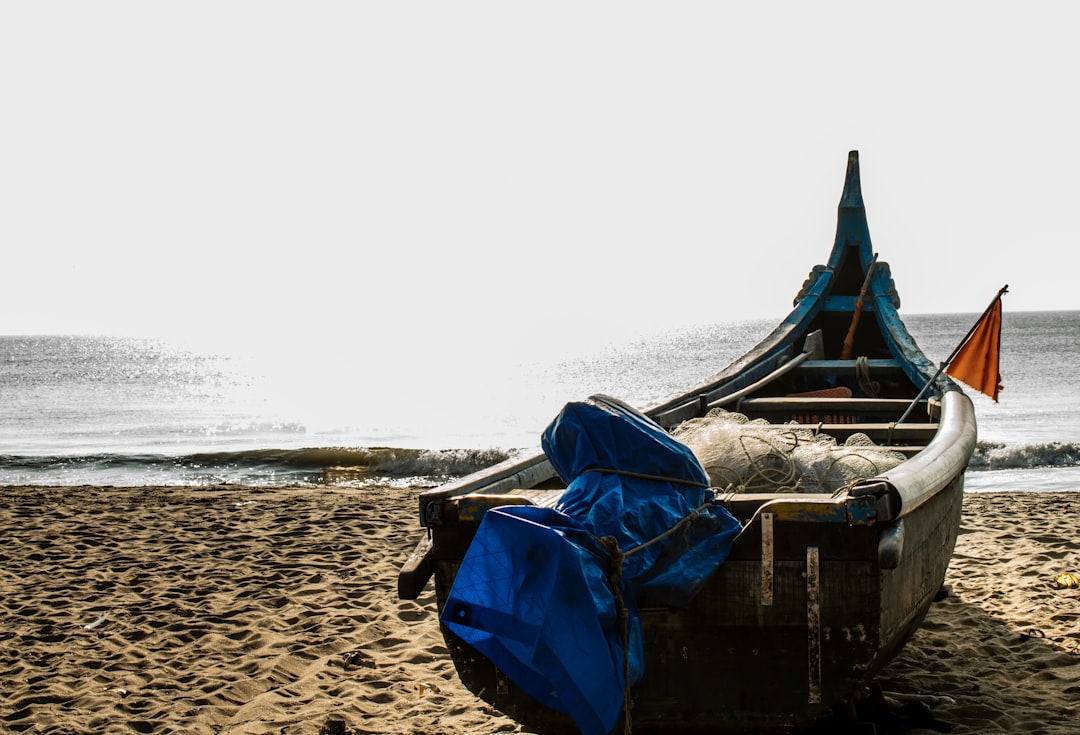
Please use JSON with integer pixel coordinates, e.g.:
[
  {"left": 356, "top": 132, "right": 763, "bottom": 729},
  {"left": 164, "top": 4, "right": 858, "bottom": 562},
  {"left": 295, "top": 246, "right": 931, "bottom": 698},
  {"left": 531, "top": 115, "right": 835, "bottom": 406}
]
[{"left": 946, "top": 291, "right": 1005, "bottom": 402}]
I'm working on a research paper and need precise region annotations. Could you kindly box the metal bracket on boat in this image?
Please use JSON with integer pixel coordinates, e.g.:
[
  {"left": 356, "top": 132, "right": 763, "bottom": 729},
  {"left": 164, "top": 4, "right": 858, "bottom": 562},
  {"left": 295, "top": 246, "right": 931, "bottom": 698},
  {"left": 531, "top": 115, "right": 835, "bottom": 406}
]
[{"left": 850, "top": 480, "right": 902, "bottom": 523}]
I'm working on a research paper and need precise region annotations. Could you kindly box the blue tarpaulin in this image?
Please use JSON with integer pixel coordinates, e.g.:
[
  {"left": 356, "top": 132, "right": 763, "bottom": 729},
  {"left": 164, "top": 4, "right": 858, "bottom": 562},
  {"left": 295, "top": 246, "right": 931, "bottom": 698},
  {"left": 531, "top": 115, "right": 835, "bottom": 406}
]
[
  {"left": 442, "top": 395, "right": 741, "bottom": 735},
  {"left": 547, "top": 395, "right": 742, "bottom": 607},
  {"left": 442, "top": 505, "right": 641, "bottom": 735}
]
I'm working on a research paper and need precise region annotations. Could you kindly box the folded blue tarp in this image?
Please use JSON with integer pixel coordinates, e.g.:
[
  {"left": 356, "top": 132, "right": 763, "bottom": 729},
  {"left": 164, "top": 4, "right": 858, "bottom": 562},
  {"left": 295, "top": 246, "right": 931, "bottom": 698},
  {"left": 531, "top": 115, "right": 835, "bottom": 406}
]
[{"left": 442, "top": 395, "right": 741, "bottom": 735}]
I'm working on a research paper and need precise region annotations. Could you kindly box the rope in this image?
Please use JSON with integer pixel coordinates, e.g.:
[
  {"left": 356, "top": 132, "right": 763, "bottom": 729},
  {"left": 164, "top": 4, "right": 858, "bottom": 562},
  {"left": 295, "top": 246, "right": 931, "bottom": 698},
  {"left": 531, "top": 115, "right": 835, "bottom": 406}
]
[
  {"left": 856, "top": 355, "right": 881, "bottom": 398},
  {"left": 701, "top": 432, "right": 801, "bottom": 493},
  {"left": 598, "top": 534, "right": 633, "bottom": 735},
  {"left": 595, "top": 496, "right": 718, "bottom": 735},
  {"left": 822, "top": 451, "right": 891, "bottom": 495},
  {"left": 623, "top": 499, "right": 712, "bottom": 558}
]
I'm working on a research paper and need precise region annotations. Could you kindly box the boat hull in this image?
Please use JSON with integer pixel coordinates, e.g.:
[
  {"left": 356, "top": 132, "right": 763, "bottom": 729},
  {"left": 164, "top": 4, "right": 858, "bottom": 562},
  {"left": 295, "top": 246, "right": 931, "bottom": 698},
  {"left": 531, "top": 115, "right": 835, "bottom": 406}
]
[{"left": 428, "top": 469, "right": 964, "bottom": 733}]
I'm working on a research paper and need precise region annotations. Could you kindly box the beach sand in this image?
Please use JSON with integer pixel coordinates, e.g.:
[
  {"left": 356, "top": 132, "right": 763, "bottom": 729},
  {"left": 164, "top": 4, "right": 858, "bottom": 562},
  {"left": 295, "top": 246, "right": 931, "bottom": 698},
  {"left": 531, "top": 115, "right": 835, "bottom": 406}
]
[{"left": 1, "top": 486, "right": 1078, "bottom": 735}]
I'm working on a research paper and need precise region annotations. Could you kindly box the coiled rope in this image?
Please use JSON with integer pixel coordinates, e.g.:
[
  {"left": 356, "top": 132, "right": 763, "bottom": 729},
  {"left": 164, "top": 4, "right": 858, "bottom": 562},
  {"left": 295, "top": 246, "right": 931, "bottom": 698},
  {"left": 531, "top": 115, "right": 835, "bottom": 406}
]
[{"left": 856, "top": 355, "right": 881, "bottom": 398}]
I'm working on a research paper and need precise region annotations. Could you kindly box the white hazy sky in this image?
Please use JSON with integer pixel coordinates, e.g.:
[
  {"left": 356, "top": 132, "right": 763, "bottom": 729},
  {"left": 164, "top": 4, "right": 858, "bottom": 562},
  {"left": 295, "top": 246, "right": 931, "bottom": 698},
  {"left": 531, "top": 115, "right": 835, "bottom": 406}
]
[{"left": 2, "top": 3, "right": 1076, "bottom": 348}]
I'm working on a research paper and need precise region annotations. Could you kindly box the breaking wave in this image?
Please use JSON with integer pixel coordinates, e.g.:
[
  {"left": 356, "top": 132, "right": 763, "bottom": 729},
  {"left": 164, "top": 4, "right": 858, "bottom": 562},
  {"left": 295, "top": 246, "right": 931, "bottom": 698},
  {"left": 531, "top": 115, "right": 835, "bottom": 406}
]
[
  {"left": 0, "top": 446, "right": 513, "bottom": 488},
  {"left": 4, "top": 440, "right": 1078, "bottom": 489},
  {"left": 969, "top": 441, "right": 1080, "bottom": 471}
]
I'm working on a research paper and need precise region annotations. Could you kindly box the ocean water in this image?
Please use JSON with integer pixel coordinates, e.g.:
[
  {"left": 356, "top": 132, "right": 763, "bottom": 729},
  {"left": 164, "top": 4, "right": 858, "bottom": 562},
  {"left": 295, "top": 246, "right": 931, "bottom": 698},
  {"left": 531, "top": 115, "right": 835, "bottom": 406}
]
[{"left": 1, "top": 311, "right": 1077, "bottom": 490}]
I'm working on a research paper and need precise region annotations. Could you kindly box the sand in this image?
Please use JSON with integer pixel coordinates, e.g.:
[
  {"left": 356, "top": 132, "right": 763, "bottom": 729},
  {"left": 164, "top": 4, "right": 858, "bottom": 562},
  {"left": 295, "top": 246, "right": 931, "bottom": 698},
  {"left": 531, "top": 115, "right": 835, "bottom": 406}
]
[{"left": 1, "top": 486, "right": 1078, "bottom": 735}]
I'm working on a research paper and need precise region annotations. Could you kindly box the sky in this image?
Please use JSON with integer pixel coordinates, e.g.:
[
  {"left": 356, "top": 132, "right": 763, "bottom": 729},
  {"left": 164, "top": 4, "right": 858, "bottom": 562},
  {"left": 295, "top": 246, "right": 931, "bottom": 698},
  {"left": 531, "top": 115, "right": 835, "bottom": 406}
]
[{"left": 2, "top": 3, "right": 1077, "bottom": 351}]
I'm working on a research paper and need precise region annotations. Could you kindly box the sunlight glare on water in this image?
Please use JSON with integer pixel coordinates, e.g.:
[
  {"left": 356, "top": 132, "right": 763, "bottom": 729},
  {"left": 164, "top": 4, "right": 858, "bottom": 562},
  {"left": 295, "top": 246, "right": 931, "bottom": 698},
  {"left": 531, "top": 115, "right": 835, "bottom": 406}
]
[{"left": 2, "top": 310, "right": 1078, "bottom": 489}]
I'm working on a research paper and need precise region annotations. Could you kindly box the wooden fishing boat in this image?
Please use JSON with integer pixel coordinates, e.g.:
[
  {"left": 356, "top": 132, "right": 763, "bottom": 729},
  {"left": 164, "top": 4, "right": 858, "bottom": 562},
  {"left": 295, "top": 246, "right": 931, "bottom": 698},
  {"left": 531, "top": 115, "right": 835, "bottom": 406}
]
[{"left": 397, "top": 151, "right": 977, "bottom": 733}]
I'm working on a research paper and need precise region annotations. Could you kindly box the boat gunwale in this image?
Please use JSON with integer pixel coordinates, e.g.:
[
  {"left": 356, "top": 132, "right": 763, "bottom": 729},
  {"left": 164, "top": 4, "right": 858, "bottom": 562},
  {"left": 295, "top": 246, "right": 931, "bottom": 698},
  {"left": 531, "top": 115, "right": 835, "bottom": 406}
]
[{"left": 415, "top": 250, "right": 968, "bottom": 530}]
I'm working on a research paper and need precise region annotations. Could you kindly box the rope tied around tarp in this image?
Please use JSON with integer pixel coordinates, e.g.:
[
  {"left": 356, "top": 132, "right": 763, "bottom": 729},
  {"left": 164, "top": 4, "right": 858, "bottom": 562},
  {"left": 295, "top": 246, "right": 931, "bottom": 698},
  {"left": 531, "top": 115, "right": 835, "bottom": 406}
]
[
  {"left": 598, "top": 534, "right": 634, "bottom": 735},
  {"left": 595, "top": 495, "right": 717, "bottom": 735}
]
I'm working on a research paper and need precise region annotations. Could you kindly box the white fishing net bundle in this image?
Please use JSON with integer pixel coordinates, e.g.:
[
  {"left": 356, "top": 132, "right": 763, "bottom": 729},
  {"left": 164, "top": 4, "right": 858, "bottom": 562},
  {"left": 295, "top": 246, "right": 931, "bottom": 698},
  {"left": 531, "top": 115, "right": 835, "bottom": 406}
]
[{"left": 672, "top": 408, "right": 906, "bottom": 494}]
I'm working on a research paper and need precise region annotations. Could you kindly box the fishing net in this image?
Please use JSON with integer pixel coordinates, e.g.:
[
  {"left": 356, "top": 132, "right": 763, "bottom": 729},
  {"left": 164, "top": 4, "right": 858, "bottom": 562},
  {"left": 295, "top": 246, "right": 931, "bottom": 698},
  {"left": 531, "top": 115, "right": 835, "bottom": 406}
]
[{"left": 672, "top": 408, "right": 906, "bottom": 494}]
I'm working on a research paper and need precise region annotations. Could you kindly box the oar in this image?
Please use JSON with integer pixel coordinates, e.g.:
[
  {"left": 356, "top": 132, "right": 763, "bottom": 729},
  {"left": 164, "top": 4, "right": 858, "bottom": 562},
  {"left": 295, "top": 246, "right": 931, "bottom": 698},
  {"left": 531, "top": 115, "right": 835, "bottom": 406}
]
[{"left": 839, "top": 252, "right": 879, "bottom": 360}]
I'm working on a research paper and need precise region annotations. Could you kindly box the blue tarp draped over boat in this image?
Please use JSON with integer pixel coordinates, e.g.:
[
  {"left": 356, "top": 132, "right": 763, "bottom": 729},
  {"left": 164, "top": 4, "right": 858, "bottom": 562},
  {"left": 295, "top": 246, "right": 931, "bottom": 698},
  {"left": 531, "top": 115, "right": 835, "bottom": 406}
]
[
  {"left": 548, "top": 395, "right": 742, "bottom": 607},
  {"left": 442, "top": 395, "right": 741, "bottom": 735},
  {"left": 442, "top": 505, "right": 641, "bottom": 735}
]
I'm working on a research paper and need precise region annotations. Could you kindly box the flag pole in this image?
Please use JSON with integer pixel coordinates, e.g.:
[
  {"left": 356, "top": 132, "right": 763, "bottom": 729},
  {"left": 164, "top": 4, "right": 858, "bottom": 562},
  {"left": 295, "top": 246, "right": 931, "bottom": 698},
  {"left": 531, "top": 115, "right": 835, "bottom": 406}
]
[{"left": 896, "top": 284, "right": 1009, "bottom": 425}]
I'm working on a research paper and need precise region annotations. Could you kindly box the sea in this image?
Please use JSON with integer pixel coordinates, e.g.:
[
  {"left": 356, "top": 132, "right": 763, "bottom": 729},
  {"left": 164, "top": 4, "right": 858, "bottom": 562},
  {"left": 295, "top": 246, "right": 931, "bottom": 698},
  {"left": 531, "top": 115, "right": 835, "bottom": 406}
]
[{"left": 1, "top": 311, "right": 1077, "bottom": 492}]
